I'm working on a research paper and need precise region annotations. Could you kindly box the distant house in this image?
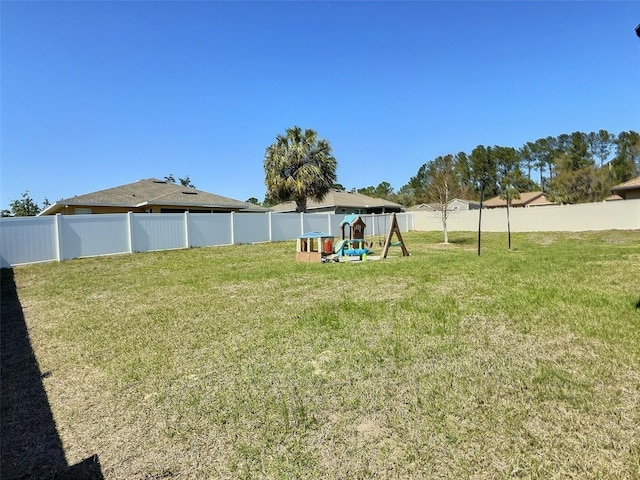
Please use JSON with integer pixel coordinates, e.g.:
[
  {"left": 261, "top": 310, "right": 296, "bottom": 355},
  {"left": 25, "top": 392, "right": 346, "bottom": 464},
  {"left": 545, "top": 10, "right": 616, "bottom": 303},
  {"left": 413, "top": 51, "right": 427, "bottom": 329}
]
[
  {"left": 483, "top": 191, "right": 555, "bottom": 209},
  {"left": 408, "top": 199, "right": 479, "bottom": 212},
  {"left": 270, "top": 189, "right": 404, "bottom": 214},
  {"left": 447, "top": 198, "right": 480, "bottom": 211},
  {"left": 406, "top": 203, "right": 439, "bottom": 212},
  {"left": 39, "top": 178, "right": 268, "bottom": 215},
  {"left": 609, "top": 176, "right": 640, "bottom": 200}
]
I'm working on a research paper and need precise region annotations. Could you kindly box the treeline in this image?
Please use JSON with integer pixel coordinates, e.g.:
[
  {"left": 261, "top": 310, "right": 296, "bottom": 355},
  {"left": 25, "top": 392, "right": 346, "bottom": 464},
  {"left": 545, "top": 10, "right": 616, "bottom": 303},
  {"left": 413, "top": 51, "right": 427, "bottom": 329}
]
[{"left": 359, "top": 129, "right": 640, "bottom": 206}]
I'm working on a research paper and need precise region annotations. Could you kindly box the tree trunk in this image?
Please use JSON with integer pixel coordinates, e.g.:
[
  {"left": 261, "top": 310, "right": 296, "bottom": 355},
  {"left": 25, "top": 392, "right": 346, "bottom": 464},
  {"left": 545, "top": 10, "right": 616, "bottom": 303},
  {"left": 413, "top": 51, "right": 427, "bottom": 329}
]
[
  {"left": 295, "top": 198, "right": 307, "bottom": 213},
  {"left": 443, "top": 217, "right": 449, "bottom": 244},
  {"left": 441, "top": 205, "right": 449, "bottom": 244}
]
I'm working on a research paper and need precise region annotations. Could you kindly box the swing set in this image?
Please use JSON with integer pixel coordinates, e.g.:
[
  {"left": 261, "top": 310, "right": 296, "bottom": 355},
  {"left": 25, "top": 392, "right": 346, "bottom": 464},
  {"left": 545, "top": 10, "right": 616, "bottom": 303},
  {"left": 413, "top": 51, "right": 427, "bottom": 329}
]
[
  {"left": 333, "top": 213, "right": 409, "bottom": 261},
  {"left": 361, "top": 213, "right": 409, "bottom": 258},
  {"left": 378, "top": 213, "right": 409, "bottom": 258}
]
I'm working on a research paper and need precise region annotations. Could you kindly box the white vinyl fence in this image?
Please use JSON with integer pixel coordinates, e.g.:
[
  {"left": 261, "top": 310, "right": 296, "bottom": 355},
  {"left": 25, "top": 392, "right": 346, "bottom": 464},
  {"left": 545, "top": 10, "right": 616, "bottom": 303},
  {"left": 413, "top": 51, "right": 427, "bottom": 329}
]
[
  {"left": 413, "top": 199, "right": 640, "bottom": 233},
  {"left": 2, "top": 201, "right": 638, "bottom": 268},
  {"left": 0, "top": 212, "right": 413, "bottom": 268}
]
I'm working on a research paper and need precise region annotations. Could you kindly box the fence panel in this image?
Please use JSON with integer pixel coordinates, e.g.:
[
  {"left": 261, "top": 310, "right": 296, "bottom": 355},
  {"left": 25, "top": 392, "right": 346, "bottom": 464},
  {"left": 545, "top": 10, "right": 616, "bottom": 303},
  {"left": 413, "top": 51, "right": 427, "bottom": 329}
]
[
  {"left": 271, "top": 213, "right": 302, "bottom": 242},
  {"left": 132, "top": 214, "right": 186, "bottom": 252},
  {"left": 413, "top": 199, "right": 640, "bottom": 232},
  {"left": 397, "top": 213, "right": 411, "bottom": 232},
  {"left": 61, "top": 214, "right": 129, "bottom": 260},
  {"left": 188, "top": 213, "right": 232, "bottom": 247},
  {"left": 234, "top": 213, "right": 270, "bottom": 244},
  {"left": 2, "top": 202, "right": 638, "bottom": 267},
  {"left": 0, "top": 216, "right": 57, "bottom": 267},
  {"left": 303, "top": 213, "right": 331, "bottom": 235}
]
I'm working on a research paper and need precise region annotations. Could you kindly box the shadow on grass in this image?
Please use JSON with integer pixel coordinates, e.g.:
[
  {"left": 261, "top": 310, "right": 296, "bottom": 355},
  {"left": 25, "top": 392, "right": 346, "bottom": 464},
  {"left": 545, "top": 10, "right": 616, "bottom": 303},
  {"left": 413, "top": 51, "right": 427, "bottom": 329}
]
[
  {"left": 445, "top": 235, "right": 476, "bottom": 245},
  {"left": 1, "top": 268, "right": 103, "bottom": 480}
]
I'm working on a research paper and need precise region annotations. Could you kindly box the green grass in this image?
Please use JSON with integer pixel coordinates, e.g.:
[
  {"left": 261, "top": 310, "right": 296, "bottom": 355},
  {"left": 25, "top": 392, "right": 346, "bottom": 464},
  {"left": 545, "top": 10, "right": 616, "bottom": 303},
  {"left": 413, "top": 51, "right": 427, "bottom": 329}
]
[{"left": 4, "top": 231, "right": 640, "bottom": 479}]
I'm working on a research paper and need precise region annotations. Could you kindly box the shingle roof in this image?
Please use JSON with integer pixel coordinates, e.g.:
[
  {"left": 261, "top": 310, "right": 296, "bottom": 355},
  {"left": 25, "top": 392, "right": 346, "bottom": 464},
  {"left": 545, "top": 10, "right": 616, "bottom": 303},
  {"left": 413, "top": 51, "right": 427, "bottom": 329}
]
[
  {"left": 483, "top": 191, "right": 555, "bottom": 208},
  {"left": 406, "top": 203, "right": 439, "bottom": 211},
  {"left": 611, "top": 176, "right": 640, "bottom": 192},
  {"left": 604, "top": 194, "right": 624, "bottom": 201},
  {"left": 40, "top": 178, "right": 265, "bottom": 214},
  {"left": 271, "top": 189, "right": 403, "bottom": 212}
]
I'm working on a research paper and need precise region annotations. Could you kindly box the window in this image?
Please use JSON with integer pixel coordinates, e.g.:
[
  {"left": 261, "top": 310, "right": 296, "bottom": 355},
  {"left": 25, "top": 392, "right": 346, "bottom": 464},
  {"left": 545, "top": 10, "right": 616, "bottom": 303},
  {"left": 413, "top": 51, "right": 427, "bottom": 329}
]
[{"left": 74, "top": 208, "right": 92, "bottom": 215}]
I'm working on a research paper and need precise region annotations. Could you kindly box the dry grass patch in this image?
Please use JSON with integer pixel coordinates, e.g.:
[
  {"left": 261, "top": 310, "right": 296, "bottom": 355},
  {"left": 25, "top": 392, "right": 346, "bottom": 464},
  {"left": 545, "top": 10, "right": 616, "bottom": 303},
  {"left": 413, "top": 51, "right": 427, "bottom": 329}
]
[{"left": 2, "top": 231, "right": 639, "bottom": 479}]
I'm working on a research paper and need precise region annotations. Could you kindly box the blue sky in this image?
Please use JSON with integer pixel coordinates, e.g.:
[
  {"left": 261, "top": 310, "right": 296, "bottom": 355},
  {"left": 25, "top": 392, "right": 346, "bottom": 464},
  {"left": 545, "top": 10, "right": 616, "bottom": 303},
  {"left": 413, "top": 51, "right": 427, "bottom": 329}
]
[{"left": 2, "top": 1, "right": 639, "bottom": 210}]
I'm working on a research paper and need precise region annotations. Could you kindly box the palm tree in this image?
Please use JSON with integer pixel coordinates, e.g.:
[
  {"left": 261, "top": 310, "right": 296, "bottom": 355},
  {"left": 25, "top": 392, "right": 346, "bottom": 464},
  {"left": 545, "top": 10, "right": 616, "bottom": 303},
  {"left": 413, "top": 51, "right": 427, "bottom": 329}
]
[{"left": 264, "top": 126, "right": 337, "bottom": 212}]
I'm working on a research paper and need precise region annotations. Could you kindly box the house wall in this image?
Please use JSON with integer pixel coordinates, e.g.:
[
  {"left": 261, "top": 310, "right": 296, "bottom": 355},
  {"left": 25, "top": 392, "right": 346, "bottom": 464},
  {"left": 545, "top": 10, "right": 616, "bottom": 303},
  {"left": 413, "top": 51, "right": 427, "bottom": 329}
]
[
  {"left": 625, "top": 190, "right": 640, "bottom": 200},
  {"left": 57, "top": 205, "right": 148, "bottom": 215},
  {"left": 447, "top": 199, "right": 478, "bottom": 211},
  {"left": 311, "top": 207, "right": 380, "bottom": 215}
]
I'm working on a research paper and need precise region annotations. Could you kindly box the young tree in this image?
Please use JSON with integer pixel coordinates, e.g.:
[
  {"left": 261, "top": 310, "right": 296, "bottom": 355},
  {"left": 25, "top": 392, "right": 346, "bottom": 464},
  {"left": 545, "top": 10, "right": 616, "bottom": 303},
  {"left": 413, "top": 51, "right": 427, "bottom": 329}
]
[
  {"left": 496, "top": 148, "right": 524, "bottom": 251},
  {"left": 426, "top": 154, "right": 459, "bottom": 244},
  {"left": 263, "top": 126, "right": 337, "bottom": 213}
]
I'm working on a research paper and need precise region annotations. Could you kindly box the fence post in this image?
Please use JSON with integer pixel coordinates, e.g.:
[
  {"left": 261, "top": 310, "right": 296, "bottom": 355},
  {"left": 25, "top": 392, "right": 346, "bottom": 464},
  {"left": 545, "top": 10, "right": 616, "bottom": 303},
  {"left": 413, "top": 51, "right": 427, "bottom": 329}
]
[
  {"left": 300, "top": 212, "right": 304, "bottom": 235},
  {"left": 184, "top": 211, "right": 190, "bottom": 248},
  {"left": 268, "top": 212, "right": 273, "bottom": 242},
  {"left": 54, "top": 214, "right": 63, "bottom": 262},
  {"left": 230, "top": 211, "right": 235, "bottom": 245},
  {"left": 327, "top": 213, "right": 332, "bottom": 235},
  {"left": 127, "top": 212, "right": 134, "bottom": 253}
]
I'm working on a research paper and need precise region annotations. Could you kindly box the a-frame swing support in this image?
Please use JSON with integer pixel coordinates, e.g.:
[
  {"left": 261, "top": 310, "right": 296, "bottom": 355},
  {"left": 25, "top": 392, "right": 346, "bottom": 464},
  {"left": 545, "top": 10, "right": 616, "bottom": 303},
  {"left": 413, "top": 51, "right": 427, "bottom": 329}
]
[{"left": 380, "top": 213, "right": 410, "bottom": 259}]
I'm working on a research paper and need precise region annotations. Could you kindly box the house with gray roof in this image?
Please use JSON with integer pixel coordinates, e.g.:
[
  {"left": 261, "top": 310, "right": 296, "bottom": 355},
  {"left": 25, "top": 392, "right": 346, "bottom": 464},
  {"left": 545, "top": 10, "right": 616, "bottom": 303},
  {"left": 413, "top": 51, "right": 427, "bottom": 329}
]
[
  {"left": 39, "top": 178, "right": 268, "bottom": 215},
  {"left": 270, "top": 189, "right": 404, "bottom": 214},
  {"left": 407, "top": 198, "right": 479, "bottom": 212}
]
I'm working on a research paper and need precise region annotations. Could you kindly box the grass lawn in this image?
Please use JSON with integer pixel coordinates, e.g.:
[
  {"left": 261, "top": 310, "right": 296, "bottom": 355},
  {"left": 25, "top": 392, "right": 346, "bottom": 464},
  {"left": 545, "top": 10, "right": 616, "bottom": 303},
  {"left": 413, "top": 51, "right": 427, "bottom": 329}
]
[{"left": 2, "top": 230, "right": 640, "bottom": 479}]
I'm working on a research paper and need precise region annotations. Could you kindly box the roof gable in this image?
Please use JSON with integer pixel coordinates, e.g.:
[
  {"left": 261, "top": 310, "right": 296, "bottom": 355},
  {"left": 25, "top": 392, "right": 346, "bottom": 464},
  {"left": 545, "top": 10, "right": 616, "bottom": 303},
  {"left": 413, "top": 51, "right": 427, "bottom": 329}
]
[
  {"left": 271, "top": 189, "right": 403, "bottom": 212},
  {"left": 611, "top": 176, "right": 640, "bottom": 192},
  {"left": 484, "top": 191, "right": 552, "bottom": 207},
  {"left": 40, "top": 178, "right": 264, "bottom": 214}
]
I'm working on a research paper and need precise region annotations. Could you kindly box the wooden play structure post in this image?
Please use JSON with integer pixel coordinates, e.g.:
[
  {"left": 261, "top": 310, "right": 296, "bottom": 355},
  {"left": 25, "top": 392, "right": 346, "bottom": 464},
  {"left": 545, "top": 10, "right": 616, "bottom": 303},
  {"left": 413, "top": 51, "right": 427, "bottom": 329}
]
[{"left": 380, "top": 213, "right": 409, "bottom": 258}]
